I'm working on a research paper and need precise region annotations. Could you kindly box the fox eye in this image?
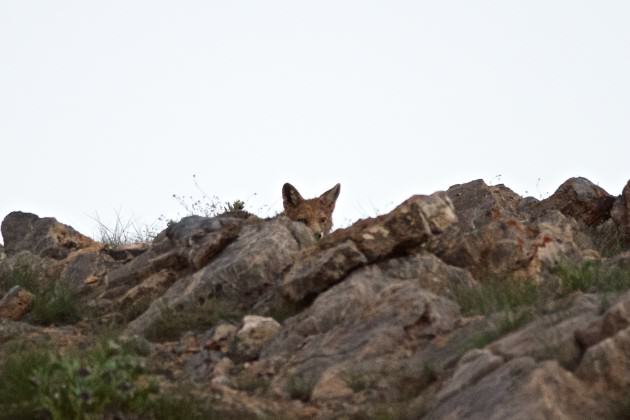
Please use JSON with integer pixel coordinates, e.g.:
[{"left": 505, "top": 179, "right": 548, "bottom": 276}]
[
  {"left": 319, "top": 217, "right": 327, "bottom": 223},
  {"left": 297, "top": 218, "right": 308, "bottom": 224}
]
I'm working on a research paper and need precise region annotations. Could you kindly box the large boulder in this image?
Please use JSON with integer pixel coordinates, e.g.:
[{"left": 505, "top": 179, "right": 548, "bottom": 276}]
[
  {"left": 612, "top": 180, "right": 630, "bottom": 243},
  {"left": 446, "top": 179, "right": 523, "bottom": 230},
  {"left": 0, "top": 286, "right": 34, "bottom": 321},
  {"left": 426, "top": 357, "right": 607, "bottom": 420},
  {"left": 535, "top": 177, "right": 615, "bottom": 227},
  {"left": 430, "top": 210, "right": 587, "bottom": 281},
  {"left": 124, "top": 216, "right": 314, "bottom": 337},
  {"left": 282, "top": 192, "right": 458, "bottom": 302},
  {"left": 259, "top": 254, "right": 465, "bottom": 402},
  {"left": 1, "top": 211, "right": 97, "bottom": 259}
]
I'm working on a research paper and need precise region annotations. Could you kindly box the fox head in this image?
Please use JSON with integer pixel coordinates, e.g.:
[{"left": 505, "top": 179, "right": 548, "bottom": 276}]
[{"left": 282, "top": 182, "right": 341, "bottom": 240}]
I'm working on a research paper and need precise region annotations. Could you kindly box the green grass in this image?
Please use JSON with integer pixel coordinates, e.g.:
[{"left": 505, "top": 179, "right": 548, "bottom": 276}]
[
  {"left": 285, "top": 373, "right": 316, "bottom": 402},
  {"left": 468, "top": 311, "right": 533, "bottom": 349},
  {"left": 454, "top": 261, "right": 630, "bottom": 348},
  {"left": 454, "top": 277, "right": 541, "bottom": 317},
  {"left": 0, "top": 339, "right": 244, "bottom": 420},
  {"left": 551, "top": 261, "right": 630, "bottom": 294},
  {"left": 0, "top": 263, "right": 80, "bottom": 325},
  {"left": 144, "top": 298, "right": 243, "bottom": 342}
]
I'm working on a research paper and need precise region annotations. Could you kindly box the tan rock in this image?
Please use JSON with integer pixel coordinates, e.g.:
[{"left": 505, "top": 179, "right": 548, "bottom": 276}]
[
  {"left": 234, "top": 315, "right": 281, "bottom": 360},
  {"left": 206, "top": 323, "right": 238, "bottom": 353},
  {"left": 311, "top": 368, "right": 353, "bottom": 401},
  {"left": 436, "top": 349, "right": 504, "bottom": 402},
  {"left": 427, "top": 358, "right": 607, "bottom": 420},
  {"left": 576, "top": 326, "right": 630, "bottom": 393},
  {"left": 283, "top": 192, "right": 457, "bottom": 303},
  {"left": 0, "top": 286, "right": 34, "bottom": 320},
  {"left": 612, "top": 179, "right": 630, "bottom": 243}
]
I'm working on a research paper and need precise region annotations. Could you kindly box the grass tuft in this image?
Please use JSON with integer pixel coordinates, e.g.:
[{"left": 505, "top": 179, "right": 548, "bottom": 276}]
[
  {"left": 0, "top": 262, "right": 80, "bottom": 325},
  {"left": 144, "top": 298, "right": 243, "bottom": 342}
]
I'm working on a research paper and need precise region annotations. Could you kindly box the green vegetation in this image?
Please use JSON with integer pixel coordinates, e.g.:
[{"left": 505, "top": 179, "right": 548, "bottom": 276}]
[
  {"left": 285, "top": 373, "right": 316, "bottom": 402},
  {"left": 551, "top": 261, "right": 630, "bottom": 294},
  {"left": 454, "top": 261, "right": 630, "bottom": 348},
  {"left": 343, "top": 371, "right": 379, "bottom": 393},
  {"left": 144, "top": 298, "right": 243, "bottom": 342},
  {"left": 0, "top": 339, "right": 239, "bottom": 420},
  {"left": 0, "top": 339, "right": 152, "bottom": 420},
  {"left": 232, "top": 369, "right": 271, "bottom": 395},
  {"left": 0, "top": 262, "right": 80, "bottom": 325}
]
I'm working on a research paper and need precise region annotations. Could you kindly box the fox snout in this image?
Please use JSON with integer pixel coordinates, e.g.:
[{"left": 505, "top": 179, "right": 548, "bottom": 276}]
[{"left": 282, "top": 182, "right": 341, "bottom": 240}]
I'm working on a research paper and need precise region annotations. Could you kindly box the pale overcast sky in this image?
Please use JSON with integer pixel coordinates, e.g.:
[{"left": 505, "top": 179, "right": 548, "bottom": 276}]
[{"left": 1, "top": 1, "right": 629, "bottom": 241}]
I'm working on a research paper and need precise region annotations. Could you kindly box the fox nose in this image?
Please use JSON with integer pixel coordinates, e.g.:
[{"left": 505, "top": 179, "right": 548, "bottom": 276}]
[{"left": 314, "top": 232, "right": 323, "bottom": 240}]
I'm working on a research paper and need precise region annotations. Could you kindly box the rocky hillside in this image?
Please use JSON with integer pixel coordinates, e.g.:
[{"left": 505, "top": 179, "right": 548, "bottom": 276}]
[{"left": 1, "top": 177, "right": 630, "bottom": 419}]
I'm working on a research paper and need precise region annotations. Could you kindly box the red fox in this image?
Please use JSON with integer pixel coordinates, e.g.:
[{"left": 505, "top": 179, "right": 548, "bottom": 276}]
[{"left": 282, "top": 183, "right": 341, "bottom": 240}]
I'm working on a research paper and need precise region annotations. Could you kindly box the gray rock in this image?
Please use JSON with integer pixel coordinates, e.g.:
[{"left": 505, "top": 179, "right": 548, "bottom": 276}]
[
  {"left": 261, "top": 256, "right": 462, "bottom": 400},
  {"left": 426, "top": 358, "right": 606, "bottom": 420},
  {"left": 125, "top": 218, "right": 308, "bottom": 337},
  {"left": 1, "top": 211, "right": 96, "bottom": 259},
  {"left": 535, "top": 177, "right": 615, "bottom": 227},
  {"left": 282, "top": 192, "right": 458, "bottom": 303}
]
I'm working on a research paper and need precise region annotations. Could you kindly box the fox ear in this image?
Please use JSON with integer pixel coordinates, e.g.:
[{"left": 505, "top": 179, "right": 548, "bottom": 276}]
[
  {"left": 320, "top": 183, "right": 341, "bottom": 208},
  {"left": 283, "top": 183, "right": 304, "bottom": 209}
]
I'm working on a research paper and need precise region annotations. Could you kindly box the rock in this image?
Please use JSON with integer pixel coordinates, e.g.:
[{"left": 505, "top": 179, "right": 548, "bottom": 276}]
[
  {"left": 426, "top": 358, "right": 607, "bottom": 420},
  {"left": 488, "top": 294, "right": 601, "bottom": 368},
  {"left": 576, "top": 290, "right": 630, "bottom": 349},
  {"left": 0, "top": 286, "right": 34, "bottom": 320},
  {"left": 1, "top": 211, "right": 97, "bottom": 259},
  {"left": 612, "top": 180, "right": 630, "bottom": 243},
  {"left": 576, "top": 326, "right": 630, "bottom": 394},
  {"left": 206, "top": 323, "right": 238, "bottom": 353},
  {"left": 282, "top": 241, "right": 367, "bottom": 303},
  {"left": 125, "top": 217, "right": 312, "bottom": 337},
  {"left": 310, "top": 368, "right": 354, "bottom": 401},
  {"left": 282, "top": 192, "right": 457, "bottom": 303},
  {"left": 262, "top": 258, "right": 461, "bottom": 401},
  {"left": 233, "top": 316, "right": 281, "bottom": 361},
  {"left": 535, "top": 177, "right": 615, "bottom": 227},
  {"left": 436, "top": 349, "right": 504, "bottom": 402},
  {"left": 431, "top": 210, "right": 585, "bottom": 281},
  {"left": 446, "top": 179, "right": 523, "bottom": 230}
]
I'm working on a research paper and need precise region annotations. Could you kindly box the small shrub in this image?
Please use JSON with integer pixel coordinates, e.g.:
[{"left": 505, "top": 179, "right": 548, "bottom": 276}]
[
  {"left": 468, "top": 310, "right": 532, "bottom": 349},
  {"left": 172, "top": 175, "right": 249, "bottom": 218},
  {"left": 144, "top": 298, "right": 243, "bottom": 342},
  {"left": 91, "top": 210, "right": 161, "bottom": 247},
  {"left": 286, "top": 374, "right": 316, "bottom": 402},
  {"left": 0, "top": 263, "right": 80, "bottom": 325},
  {"left": 552, "top": 261, "right": 630, "bottom": 295},
  {"left": 233, "top": 370, "right": 271, "bottom": 395},
  {"left": 0, "top": 340, "right": 155, "bottom": 420},
  {"left": 454, "top": 277, "right": 541, "bottom": 317},
  {"left": 343, "top": 371, "right": 379, "bottom": 393}
]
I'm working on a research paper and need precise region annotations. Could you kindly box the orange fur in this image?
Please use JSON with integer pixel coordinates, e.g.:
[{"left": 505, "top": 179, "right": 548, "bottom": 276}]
[{"left": 282, "top": 183, "right": 341, "bottom": 239}]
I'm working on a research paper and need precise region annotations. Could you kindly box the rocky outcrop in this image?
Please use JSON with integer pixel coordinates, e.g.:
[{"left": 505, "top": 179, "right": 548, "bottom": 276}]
[
  {"left": 1, "top": 211, "right": 97, "bottom": 259},
  {"left": 0, "top": 286, "right": 34, "bottom": 320},
  {"left": 612, "top": 180, "right": 630, "bottom": 243},
  {"left": 124, "top": 216, "right": 314, "bottom": 336},
  {"left": 1, "top": 176, "right": 630, "bottom": 419},
  {"left": 535, "top": 177, "right": 615, "bottom": 227},
  {"left": 282, "top": 192, "right": 457, "bottom": 302},
  {"left": 261, "top": 255, "right": 463, "bottom": 402}
]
